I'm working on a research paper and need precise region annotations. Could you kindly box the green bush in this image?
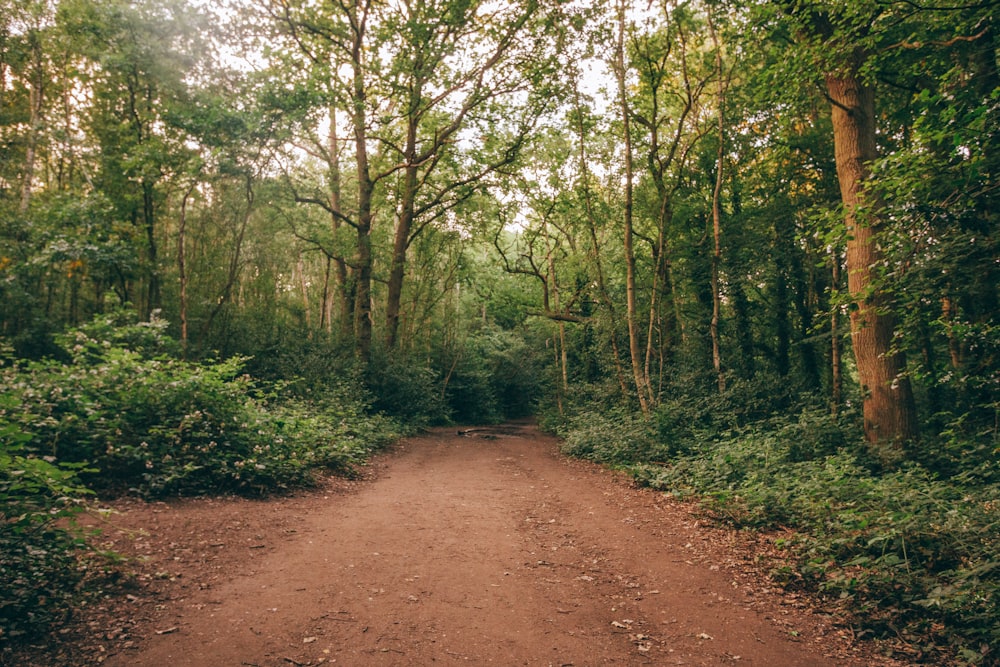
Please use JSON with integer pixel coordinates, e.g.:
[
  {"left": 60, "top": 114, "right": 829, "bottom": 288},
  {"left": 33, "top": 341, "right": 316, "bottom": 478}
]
[
  {"left": 444, "top": 360, "right": 502, "bottom": 425},
  {"left": 0, "top": 316, "right": 406, "bottom": 643},
  {"left": 559, "top": 409, "right": 662, "bottom": 465},
  {"left": 441, "top": 328, "right": 545, "bottom": 424},
  {"left": 623, "top": 412, "right": 999, "bottom": 665},
  {"left": 0, "top": 411, "right": 97, "bottom": 641},
  {"left": 365, "top": 353, "right": 449, "bottom": 427},
  {"left": 3, "top": 316, "right": 403, "bottom": 497},
  {"left": 653, "top": 373, "right": 825, "bottom": 454}
]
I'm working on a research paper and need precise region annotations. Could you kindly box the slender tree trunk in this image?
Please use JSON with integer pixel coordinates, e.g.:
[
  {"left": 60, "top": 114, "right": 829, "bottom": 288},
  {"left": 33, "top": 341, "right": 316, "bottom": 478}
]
[
  {"left": 792, "top": 244, "right": 820, "bottom": 388},
  {"left": 942, "top": 296, "right": 961, "bottom": 369},
  {"left": 826, "top": 51, "right": 918, "bottom": 448},
  {"left": 614, "top": 0, "right": 650, "bottom": 416},
  {"left": 327, "top": 104, "right": 353, "bottom": 338},
  {"left": 296, "top": 249, "right": 312, "bottom": 335},
  {"left": 178, "top": 182, "right": 196, "bottom": 356},
  {"left": 571, "top": 77, "right": 629, "bottom": 399},
  {"left": 354, "top": 219, "right": 373, "bottom": 360},
  {"left": 643, "top": 239, "right": 661, "bottom": 407},
  {"left": 143, "top": 181, "right": 160, "bottom": 318},
  {"left": 200, "top": 174, "right": 253, "bottom": 342},
  {"left": 708, "top": 14, "right": 726, "bottom": 393},
  {"left": 349, "top": 0, "right": 374, "bottom": 361},
  {"left": 385, "top": 121, "right": 419, "bottom": 350},
  {"left": 543, "top": 218, "right": 569, "bottom": 399},
  {"left": 320, "top": 257, "right": 332, "bottom": 334},
  {"left": 726, "top": 189, "right": 754, "bottom": 377},
  {"left": 19, "top": 61, "right": 43, "bottom": 213},
  {"left": 830, "top": 252, "right": 843, "bottom": 414}
]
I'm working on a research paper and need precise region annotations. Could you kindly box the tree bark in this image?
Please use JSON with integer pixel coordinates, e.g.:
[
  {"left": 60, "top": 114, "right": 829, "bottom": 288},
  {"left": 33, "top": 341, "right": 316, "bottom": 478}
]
[
  {"left": 825, "top": 50, "right": 918, "bottom": 448},
  {"left": 19, "top": 47, "right": 43, "bottom": 213},
  {"left": 348, "top": 0, "right": 374, "bottom": 361},
  {"left": 143, "top": 180, "right": 160, "bottom": 318},
  {"left": 614, "top": 0, "right": 650, "bottom": 417},
  {"left": 327, "top": 104, "right": 353, "bottom": 338},
  {"left": 708, "top": 13, "right": 726, "bottom": 393},
  {"left": 296, "top": 248, "right": 312, "bottom": 335},
  {"left": 384, "top": 102, "right": 420, "bottom": 350},
  {"left": 571, "top": 82, "right": 629, "bottom": 399},
  {"left": 178, "top": 181, "right": 196, "bottom": 356},
  {"left": 830, "top": 251, "right": 843, "bottom": 414}
]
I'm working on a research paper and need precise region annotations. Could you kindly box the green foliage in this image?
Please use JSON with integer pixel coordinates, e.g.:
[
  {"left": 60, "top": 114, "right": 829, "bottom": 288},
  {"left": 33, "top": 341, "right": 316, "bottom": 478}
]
[
  {"left": 443, "top": 357, "right": 501, "bottom": 425},
  {"left": 443, "top": 327, "right": 545, "bottom": 424},
  {"left": 484, "top": 329, "right": 543, "bottom": 420},
  {"left": 3, "top": 315, "right": 401, "bottom": 497},
  {"left": 1, "top": 313, "right": 404, "bottom": 641},
  {"left": 362, "top": 326, "right": 546, "bottom": 427},
  {"left": 653, "top": 373, "right": 812, "bottom": 455},
  {"left": 609, "top": 409, "right": 1000, "bottom": 665},
  {"left": 559, "top": 408, "right": 660, "bottom": 465},
  {"left": 0, "top": 407, "right": 97, "bottom": 641},
  {"left": 365, "top": 352, "right": 449, "bottom": 427}
]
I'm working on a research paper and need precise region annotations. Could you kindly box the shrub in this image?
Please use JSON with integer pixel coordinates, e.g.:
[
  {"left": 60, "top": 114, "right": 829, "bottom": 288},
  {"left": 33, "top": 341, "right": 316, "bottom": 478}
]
[
  {"left": 559, "top": 409, "right": 661, "bottom": 465},
  {"left": 0, "top": 316, "right": 405, "bottom": 642},
  {"left": 3, "top": 316, "right": 403, "bottom": 496},
  {"left": 0, "top": 412, "right": 97, "bottom": 641},
  {"left": 365, "top": 353, "right": 449, "bottom": 427},
  {"left": 624, "top": 411, "right": 999, "bottom": 665}
]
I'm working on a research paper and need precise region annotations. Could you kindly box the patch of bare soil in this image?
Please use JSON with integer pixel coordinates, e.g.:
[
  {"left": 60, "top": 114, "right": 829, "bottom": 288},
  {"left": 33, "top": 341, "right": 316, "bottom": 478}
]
[{"left": 6, "top": 424, "right": 911, "bottom": 666}]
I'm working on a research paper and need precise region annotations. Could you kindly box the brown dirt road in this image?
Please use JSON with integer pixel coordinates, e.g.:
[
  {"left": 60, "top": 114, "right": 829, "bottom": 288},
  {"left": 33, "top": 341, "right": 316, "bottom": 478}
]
[{"left": 10, "top": 424, "right": 906, "bottom": 666}]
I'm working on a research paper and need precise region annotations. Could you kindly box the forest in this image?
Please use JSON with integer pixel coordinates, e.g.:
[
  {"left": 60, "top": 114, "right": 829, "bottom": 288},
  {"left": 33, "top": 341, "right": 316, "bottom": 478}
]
[{"left": 0, "top": 0, "right": 997, "bottom": 663}]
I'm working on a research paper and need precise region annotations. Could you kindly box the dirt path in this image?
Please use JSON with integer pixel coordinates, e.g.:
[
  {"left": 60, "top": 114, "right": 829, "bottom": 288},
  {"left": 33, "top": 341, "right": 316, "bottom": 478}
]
[{"left": 11, "top": 424, "right": 900, "bottom": 666}]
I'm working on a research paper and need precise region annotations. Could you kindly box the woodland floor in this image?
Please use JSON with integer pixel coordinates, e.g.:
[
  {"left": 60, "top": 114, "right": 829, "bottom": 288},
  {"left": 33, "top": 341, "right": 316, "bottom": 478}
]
[{"left": 6, "top": 422, "right": 913, "bottom": 667}]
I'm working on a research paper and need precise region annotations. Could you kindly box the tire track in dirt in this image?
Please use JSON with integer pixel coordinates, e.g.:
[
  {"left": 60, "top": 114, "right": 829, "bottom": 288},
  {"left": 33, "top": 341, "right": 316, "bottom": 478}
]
[{"left": 90, "top": 424, "right": 880, "bottom": 666}]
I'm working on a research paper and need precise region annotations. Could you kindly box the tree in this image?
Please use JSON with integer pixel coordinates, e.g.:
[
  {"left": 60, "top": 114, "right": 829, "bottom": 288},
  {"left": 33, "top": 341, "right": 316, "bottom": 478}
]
[
  {"left": 256, "top": 0, "right": 556, "bottom": 359},
  {"left": 64, "top": 0, "right": 207, "bottom": 320},
  {"left": 612, "top": 0, "right": 650, "bottom": 415},
  {"left": 774, "top": 3, "right": 920, "bottom": 449}
]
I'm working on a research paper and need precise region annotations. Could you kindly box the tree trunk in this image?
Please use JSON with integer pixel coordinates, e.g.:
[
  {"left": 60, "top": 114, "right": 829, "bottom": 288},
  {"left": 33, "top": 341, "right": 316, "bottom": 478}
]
[
  {"left": 143, "top": 180, "right": 160, "bottom": 318},
  {"left": 385, "top": 124, "right": 419, "bottom": 350},
  {"left": 708, "top": 14, "right": 726, "bottom": 394},
  {"left": 19, "top": 60, "right": 43, "bottom": 213},
  {"left": 825, "top": 52, "right": 918, "bottom": 449},
  {"left": 200, "top": 174, "right": 253, "bottom": 343},
  {"left": 830, "top": 251, "right": 843, "bottom": 414},
  {"left": 296, "top": 249, "right": 312, "bottom": 335},
  {"left": 349, "top": 0, "right": 374, "bottom": 361},
  {"left": 543, "top": 217, "right": 569, "bottom": 399},
  {"left": 178, "top": 182, "right": 196, "bottom": 356},
  {"left": 615, "top": 0, "right": 650, "bottom": 416},
  {"left": 327, "top": 104, "right": 353, "bottom": 338},
  {"left": 572, "top": 75, "right": 629, "bottom": 399}
]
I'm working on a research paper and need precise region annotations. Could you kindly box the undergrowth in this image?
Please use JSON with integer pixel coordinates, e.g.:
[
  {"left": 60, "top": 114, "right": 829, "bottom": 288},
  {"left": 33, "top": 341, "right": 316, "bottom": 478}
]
[
  {"left": 0, "top": 313, "right": 406, "bottom": 643},
  {"left": 547, "top": 388, "right": 1000, "bottom": 666}
]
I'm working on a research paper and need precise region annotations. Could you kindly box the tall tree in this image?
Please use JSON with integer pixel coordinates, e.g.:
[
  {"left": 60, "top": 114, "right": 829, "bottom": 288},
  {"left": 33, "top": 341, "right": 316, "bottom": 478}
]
[
  {"left": 775, "top": 3, "right": 920, "bottom": 449},
  {"left": 613, "top": 0, "right": 650, "bottom": 415},
  {"left": 381, "top": 0, "right": 547, "bottom": 350},
  {"left": 64, "top": 0, "right": 205, "bottom": 319},
  {"left": 259, "top": 0, "right": 553, "bottom": 358}
]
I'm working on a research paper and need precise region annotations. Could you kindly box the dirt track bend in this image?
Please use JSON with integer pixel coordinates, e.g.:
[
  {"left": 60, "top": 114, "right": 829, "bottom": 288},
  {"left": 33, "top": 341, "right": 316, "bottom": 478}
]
[{"left": 91, "top": 423, "right": 877, "bottom": 666}]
